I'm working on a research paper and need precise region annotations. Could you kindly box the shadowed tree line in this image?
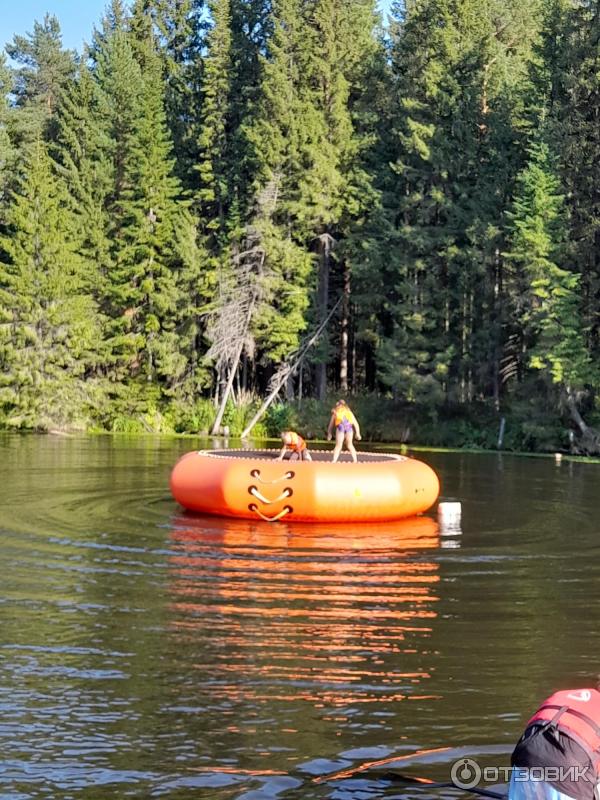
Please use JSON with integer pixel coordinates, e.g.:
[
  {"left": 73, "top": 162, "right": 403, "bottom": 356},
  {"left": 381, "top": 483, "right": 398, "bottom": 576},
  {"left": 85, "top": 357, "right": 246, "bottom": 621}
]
[{"left": 1, "top": 0, "right": 599, "bottom": 452}]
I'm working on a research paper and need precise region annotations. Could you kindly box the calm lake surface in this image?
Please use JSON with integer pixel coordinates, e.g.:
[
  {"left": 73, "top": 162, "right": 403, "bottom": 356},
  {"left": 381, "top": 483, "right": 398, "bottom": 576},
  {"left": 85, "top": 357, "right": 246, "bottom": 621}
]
[{"left": 1, "top": 433, "right": 599, "bottom": 800}]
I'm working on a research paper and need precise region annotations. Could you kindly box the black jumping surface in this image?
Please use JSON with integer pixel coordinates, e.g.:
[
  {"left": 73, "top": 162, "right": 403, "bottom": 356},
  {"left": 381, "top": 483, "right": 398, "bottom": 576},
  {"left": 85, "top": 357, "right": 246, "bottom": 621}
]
[{"left": 201, "top": 449, "right": 403, "bottom": 463}]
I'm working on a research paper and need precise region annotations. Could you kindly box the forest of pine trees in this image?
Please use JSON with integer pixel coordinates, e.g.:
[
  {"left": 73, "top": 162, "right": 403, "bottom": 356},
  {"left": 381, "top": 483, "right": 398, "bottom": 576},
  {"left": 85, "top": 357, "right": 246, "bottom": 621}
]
[{"left": 1, "top": 0, "right": 600, "bottom": 452}]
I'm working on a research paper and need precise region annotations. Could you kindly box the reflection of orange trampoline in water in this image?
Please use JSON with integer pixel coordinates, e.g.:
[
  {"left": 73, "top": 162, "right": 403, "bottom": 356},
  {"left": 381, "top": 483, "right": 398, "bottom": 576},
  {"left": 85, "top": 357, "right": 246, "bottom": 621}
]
[{"left": 168, "top": 514, "right": 442, "bottom": 708}]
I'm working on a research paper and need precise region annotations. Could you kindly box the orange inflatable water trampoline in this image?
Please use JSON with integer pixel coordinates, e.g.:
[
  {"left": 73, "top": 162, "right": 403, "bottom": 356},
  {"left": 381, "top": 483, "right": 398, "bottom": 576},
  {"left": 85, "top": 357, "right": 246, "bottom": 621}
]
[{"left": 169, "top": 449, "right": 440, "bottom": 523}]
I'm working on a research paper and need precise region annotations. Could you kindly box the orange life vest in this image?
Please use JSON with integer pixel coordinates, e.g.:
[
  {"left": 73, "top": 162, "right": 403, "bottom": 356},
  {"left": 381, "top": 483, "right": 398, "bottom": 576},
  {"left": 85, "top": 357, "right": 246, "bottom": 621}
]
[
  {"left": 527, "top": 688, "right": 600, "bottom": 765},
  {"left": 283, "top": 432, "right": 306, "bottom": 452},
  {"left": 333, "top": 405, "right": 356, "bottom": 427}
]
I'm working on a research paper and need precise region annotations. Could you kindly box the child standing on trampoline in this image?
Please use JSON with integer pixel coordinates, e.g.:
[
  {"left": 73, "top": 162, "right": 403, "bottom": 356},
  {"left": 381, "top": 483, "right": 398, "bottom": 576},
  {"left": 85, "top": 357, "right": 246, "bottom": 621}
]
[{"left": 327, "top": 400, "right": 361, "bottom": 463}]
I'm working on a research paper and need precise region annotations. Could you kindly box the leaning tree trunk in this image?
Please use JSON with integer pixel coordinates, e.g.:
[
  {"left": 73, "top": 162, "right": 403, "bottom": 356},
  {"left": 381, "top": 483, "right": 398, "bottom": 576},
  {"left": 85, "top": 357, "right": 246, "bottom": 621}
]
[
  {"left": 566, "top": 389, "right": 591, "bottom": 437},
  {"left": 339, "top": 260, "right": 351, "bottom": 393},
  {"left": 241, "top": 299, "right": 342, "bottom": 439},
  {"left": 565, "top": 388, "right": 600, "bottom": 454},
  {"left": 315, "top": 232, "right": 335, "bottom": 401}
]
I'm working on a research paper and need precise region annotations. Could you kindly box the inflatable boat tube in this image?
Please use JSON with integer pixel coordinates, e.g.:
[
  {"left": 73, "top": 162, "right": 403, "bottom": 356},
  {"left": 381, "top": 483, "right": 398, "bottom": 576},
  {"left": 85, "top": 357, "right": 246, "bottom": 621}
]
[{"left": 170, "top": 449, "right": 440, "bottom": 523}]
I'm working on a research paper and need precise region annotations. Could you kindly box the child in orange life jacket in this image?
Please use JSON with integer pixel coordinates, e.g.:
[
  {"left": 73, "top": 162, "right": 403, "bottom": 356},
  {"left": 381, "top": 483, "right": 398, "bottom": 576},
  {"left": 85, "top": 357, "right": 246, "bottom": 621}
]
[
  {"left": 509, "top": 686, "right": 600, "bottom": 800},
  {"left": 276, "top": 431, "right": 312, "bottom": 461},
  {"left": 327, "top": 399, "right": 361, "bottom": 463}
]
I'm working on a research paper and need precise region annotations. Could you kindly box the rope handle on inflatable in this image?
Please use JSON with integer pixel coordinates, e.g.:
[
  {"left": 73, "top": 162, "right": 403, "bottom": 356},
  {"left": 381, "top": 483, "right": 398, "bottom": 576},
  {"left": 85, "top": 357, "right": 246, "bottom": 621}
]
[
  {"left": 249, "top": 504, "right": 292, "bottom": 522},
  {"left": 249, "top": 486, "right": 292, "bottom": 505},
  {"left": 249, "top": 469, "right": 294, "bottom": 485}
]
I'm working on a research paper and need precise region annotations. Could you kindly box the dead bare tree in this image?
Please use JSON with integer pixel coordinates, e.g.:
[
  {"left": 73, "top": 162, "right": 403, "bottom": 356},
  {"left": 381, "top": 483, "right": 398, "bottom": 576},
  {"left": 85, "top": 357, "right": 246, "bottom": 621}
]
[
  {"left": 208, "top": 178, "right": 281, "bottom": 435},
  {"left": 208, "top": 252, "right": 262, "bottom": 435}
]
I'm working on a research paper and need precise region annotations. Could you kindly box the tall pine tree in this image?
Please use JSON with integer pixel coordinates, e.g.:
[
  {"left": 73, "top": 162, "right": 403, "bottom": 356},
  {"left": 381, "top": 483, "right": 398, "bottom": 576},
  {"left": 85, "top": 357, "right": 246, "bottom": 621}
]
[
  {"left": 506, "top": 141, "right": 594, "bottom": 406},
  {"left": 5, "top": 14, "right": 76, "bottom": 150},
  {"left": 0, "top": 139, "right": 102, "bottom": 429}
]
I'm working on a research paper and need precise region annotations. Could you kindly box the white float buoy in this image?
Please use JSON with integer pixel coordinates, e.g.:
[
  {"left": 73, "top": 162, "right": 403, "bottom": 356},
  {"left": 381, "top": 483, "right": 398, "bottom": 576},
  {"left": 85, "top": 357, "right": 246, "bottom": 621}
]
[
  {"left": 441, "top": 538, "right": 462, "bottom": 549},
  {"left": 438, "top": 501, "right": 462, "bottom": 533},
  {"left": 554, "top": 452, "right": 563, "bottom": 465}
]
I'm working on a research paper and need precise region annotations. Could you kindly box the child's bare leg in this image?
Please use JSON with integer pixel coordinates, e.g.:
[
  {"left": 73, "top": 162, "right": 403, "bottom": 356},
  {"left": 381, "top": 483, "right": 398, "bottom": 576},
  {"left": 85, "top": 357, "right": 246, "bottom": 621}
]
[
  {"left": 332, "top": 429, "right": 344, "bottom": 462},
  {"left": 345, "top": 432, "right": 357, "bottom": 462}
]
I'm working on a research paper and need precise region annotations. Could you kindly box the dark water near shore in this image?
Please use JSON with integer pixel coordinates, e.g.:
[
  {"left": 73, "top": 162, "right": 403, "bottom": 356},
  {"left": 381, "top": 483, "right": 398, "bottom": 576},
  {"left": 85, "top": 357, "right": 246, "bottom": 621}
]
[{"left": 1, "top": 433, "right": 599, "bottom": 799}]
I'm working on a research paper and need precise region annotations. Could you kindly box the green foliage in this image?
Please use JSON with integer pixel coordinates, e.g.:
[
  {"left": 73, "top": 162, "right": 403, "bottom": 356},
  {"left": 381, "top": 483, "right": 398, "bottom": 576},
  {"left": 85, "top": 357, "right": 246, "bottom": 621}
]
[
  {"left": 196, "top": 0, "right": 232, "bottom": 221},
  {"left": 0, "top": 55, "right": 16, "bottom": 215},
  {"left": 506, "top": 140, "right": 594, "bottom": 393},
  {"left": 164, "top": 398, "right": 216, "bottom": 433},
  {"left": 0, "top": 139, "right": 103, "bottom": 430},
  {"left": 264, "top": 402, "right": 298, "bottom": 437},
  {"left": 144, "top": 0, "right": 205, "bottom": 188},
  {"left": 2, "top": 0, "right": 600, "bottom": 451},
  {"left": 5, "top": 14, "right": 76, "bottom": 151},
  {"left": 110, "top": 408, "right": 175, "bottom": 434}
]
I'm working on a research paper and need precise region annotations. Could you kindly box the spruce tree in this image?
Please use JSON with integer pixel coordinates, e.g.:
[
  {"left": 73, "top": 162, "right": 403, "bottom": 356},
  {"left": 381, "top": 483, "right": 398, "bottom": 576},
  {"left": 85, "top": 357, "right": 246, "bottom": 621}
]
[
  {"left": 65, "top": 0, "right": 205, "bottom": 416},
  {"left": 550, "top": 0, "right": 600, "bottom": 356},
  {"left": 193, "top": 0, "right": 237, "bottom": 406},
  {"left": 238, "top": 0, "right": 314, "bottom": 370},
  {"left": 228, "top": 0, "right": 273, "bottom": 199},
  {"left": 235, "top": 0, "right": 381, "bottom": 396},
  {"left": 196, "top": 0, "right": 233, "bottom": 237},
  {"left": 132, "top": 0, "right": 205, "bottom": 187},
  {"left": 379, "top": 0, "right": 541, "bottom": 409},
  {"left": 53, "top": 61, "right": 112, "bottom": 295},
  {"left": 0, "top": 140, "right": 102, "bottom": 429},
  {"left": 380, "top": 0, "right": 465, "bottom": 407},
  {"left": 121, "top": 31, "right": 194, "bottom": 390},
  {"left": 0, "top": 55, "right": 16, "bottom": 220},
  {"left": 506, "top": 140, "right": 592, "bottom": 398},
  {"left": 299, "top": 0, "right": 382, "bottom": 398},
  {"left": 98, "top": 14, "right": 195, "bottom": 395},
  {"left": 5, "top": 14, "right": 76, "bottom": 148}
]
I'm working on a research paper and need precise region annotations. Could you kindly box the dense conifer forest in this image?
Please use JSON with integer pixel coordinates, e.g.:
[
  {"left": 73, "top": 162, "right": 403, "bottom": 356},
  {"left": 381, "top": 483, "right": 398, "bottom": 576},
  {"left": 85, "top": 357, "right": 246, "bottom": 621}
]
[{"left": 1, "top": 0, "right": 600, "bottom": 452}]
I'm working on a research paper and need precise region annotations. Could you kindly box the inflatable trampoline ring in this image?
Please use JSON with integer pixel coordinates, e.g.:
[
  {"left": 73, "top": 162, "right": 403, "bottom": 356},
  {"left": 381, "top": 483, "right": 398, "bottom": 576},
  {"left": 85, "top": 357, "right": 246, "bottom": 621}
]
[{"left": 170, "top": 449, "right": 440, "bottom": 523}]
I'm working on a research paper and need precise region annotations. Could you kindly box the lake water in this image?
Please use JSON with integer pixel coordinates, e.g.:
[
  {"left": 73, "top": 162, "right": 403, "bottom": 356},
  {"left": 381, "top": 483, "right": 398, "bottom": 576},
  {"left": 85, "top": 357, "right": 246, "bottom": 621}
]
[{"left": 1, "top": 433, "right": 599, "bottom": 800}]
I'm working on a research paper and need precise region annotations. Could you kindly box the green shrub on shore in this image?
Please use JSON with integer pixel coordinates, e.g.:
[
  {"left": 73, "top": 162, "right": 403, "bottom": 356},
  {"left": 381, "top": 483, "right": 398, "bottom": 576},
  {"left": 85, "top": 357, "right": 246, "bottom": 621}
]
[
  {"left": 0, "top": 386, "right": 578, "bottom": 454},
  {"left": 258, "top": 394, "right": 576, "bottom": 453}
]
